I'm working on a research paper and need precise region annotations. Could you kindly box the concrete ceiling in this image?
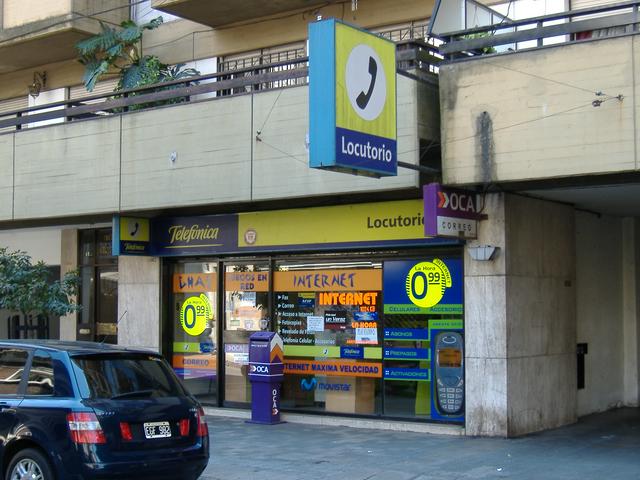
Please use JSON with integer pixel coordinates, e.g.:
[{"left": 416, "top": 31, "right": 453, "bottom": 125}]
[
  {"left": 0, "top": 30, "right": 91, "bottom": 74},
  {"left": 524, "top": 183, "right": 640, "bottom": 217},
  {"left": 152, "top": 0, "right": 334, "bottom": 28}
]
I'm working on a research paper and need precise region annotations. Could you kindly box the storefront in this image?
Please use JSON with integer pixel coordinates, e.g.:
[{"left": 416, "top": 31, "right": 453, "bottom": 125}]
[{"left": 116, "top": 199, "right": 465, "bottom": 423}]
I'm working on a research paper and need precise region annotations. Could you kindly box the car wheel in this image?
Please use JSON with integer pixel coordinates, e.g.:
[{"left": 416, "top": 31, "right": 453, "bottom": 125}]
[{"left": 7, "top": 448, "right": 54, "bottom": 480}]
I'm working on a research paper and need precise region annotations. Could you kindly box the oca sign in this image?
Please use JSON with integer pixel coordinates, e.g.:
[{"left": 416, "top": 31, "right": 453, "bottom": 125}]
[
  {"left": 424, "top": 183, "right": 480, "bottom": 239},
  {"left": 438, "top": 191, "right": 477, "bottom": 213},
  {"left": 250, "top": 364, "right": 270, "bottom": 374}
]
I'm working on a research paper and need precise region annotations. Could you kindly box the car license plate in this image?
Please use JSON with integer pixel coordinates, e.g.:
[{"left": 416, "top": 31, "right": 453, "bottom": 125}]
[{"left": 143, "top": 421, "right": 172, "bottom": 439}]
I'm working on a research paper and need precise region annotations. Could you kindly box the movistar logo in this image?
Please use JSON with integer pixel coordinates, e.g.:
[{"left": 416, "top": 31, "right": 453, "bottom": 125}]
[
  {"left": 300, "top": 378, "right": 317, "bottom": 391},
  {"left": 300, "top": 378, "right": 351, "bottom": 392}
]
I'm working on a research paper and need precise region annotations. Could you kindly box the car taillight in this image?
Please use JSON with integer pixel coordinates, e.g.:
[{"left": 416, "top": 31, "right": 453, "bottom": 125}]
[
  {"left": 120, "top": 422, "right": 133, "bottom": 441},
  {"left": 67, "top": 412, "right": 106, "bottom": 444},
  {"left": 196, "top": 407, "right": 208, "bottom": 437},
  {"left": 179, "top": 418, "right": 190, "bottom": 437}
]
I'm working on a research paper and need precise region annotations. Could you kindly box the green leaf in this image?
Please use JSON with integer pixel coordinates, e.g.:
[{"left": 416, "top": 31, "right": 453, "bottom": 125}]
[
  {"left": 118, "top": 23, "right": 145, "bottom": 44},
  {"left": 120, "top": 61, "right": 156, "bottom": 90},
  {"left": 161, "top": 63, "right": 201, "bottom": 82},
  {"left": 118, "top": 16, "right": 163, "bottom": 43},
  {"left": 0, "top": 249, "right": 79, "bottom": 319},
  {"left": 106, "top": 42, "right": 124, "bottom": 59},
  {"left": 142, "top": 17, "right": 164, "bottom": 31},
  {"left": 76, "top": 23, "right": 118, "bottom": 55},
  {"left": 120, "top": 67, "right": 140, "bottom": 90},
  {"left": 83, "top": 60, "right": 111, "bottom": 91}
]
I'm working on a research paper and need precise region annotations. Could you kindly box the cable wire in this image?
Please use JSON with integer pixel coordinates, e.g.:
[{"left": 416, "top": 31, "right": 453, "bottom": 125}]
[
  {"left": 269, "top": 97, "right": 619, "bottom": 168},
  {"left": 484, "top": 60, "right": 612, "bottom": 96},
  {"left": 257, "top": 138, "right": 309, "bottom": 167},
  {"left": 256, "top": 90, "right": 284, "bottom": 136},
  {"left": 442, "top": 98, "right": 612, "bottom": 146}
]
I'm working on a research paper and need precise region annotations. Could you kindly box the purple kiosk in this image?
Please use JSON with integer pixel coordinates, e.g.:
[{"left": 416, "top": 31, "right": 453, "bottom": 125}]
[{"left": 247, "top": 331, "right": 284, "bottom": 424}]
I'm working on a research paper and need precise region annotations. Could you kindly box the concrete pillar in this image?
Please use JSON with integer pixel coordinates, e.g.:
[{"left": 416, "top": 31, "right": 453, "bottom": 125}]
[
  {"left": 622, "top": 218, "right": 640, "bottom": 406},
  {"left": 465, "top": 193, "right": 577, "bottom": 436},
  {"left": 117, "top": 256, "right": 161, "bottom": 351},
  {"left": 504, "top": 195, "right": 576, "bottom": 436},
  {"left": 59, "top": 229, "right": 78, "bottom": 341},
  {"left": 464, "top": 192, "right": 508, "bottom": 436}
]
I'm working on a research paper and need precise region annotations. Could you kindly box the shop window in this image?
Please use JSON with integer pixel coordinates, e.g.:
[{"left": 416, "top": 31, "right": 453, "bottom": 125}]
[
  {"left": 223, "top": 262, "right": 270, "bottom": 406},
  {"left": 78, "top": 229, "right": 118, "bottom": 344},
  {"left": 170, "top": 261, "right": 218, "bottom": 404},
  {"left": 275, "top": 255, "right": 464, "bottom": 422},
  {"left": 165, "top": 251, "right": 464, "bottom": 422},
  {"left": 275, "top": 259, "right": 384, "bottom": 416}
]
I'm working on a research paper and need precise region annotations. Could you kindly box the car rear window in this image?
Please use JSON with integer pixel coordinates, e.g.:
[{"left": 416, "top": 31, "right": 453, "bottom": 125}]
[{"left": 71, "top": 354, "right": 186, "bottom": 400}]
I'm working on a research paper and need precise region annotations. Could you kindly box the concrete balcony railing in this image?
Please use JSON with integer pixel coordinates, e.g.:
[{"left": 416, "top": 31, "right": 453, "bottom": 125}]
[
  {"left": 0, "top": 0, "right": 129, "bottom": 74},
  {"left": 437, "top": 1, "right": 640, "bottom": 187},
  {"left": 0, "top": 41, "right": 441, "bottom": 223}
]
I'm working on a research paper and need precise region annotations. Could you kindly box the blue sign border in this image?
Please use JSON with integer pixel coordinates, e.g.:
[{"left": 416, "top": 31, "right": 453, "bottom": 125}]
[{"left": 309, "top": 19, "right": 336, "bottom": 173}]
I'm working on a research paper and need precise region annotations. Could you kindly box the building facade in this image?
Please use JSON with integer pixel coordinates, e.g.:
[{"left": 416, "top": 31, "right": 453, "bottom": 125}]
[{"left": 0, "top": 0, "right": 637, "bottom": 436}]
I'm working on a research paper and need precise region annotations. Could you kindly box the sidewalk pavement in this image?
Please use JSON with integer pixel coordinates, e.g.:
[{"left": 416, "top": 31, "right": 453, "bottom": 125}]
[{"left": 201, "top": 407, "right": 640, "bottom": 480}]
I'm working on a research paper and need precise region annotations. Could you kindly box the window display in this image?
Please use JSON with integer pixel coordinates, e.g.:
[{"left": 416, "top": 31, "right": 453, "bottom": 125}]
[
  {"left": 223, "top": 263, "right": 270, "bottom": 406},
  {"left": 275, "top": 262, "right": 383, "bottom": 415},
  {"left": 168, "top": 252, "right": 464, "bottom": 422},
  {"left": 170, "top": 262, "right": 218, "bottom": 404}
]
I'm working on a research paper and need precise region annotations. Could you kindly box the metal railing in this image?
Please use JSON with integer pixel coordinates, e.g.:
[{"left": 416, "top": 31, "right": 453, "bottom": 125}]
[
  {"left": 437, "top": 0, "right": 640, "bottom": 60},
  {"left": 0, "top": 40, "right": 440, "bottom": 132}
]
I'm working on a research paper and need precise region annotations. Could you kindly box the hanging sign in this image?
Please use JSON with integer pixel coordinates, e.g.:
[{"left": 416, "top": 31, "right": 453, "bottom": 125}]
[
  {"left": 112, "top": 216, "right": 151, "bottom": 255},
  {"left": 309, "top": 18, "right": 397, "bottom": 177},
  {"left": 424, "top": 183, "right": 481, "bottom": 239}
]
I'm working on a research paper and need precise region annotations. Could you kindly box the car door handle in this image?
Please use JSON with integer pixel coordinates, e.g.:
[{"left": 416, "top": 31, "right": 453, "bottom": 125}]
[{"left": 0, "top": 402, "right": 16, "bottom": 414}]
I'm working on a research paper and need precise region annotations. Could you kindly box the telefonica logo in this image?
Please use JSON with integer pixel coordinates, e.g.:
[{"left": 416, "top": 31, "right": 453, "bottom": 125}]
[{"left": 168, "top": 225, "right": 219, "bottom": 244}]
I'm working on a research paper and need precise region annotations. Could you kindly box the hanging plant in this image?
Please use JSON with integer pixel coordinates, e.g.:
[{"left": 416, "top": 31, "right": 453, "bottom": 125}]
[{"left": 76, "top": 17, "right": 199, "bottom": 97}]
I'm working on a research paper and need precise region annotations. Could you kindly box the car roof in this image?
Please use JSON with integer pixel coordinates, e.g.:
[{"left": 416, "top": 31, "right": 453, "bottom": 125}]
[{"left": 0, "top": 340, "right": 159, "bottom": 356}]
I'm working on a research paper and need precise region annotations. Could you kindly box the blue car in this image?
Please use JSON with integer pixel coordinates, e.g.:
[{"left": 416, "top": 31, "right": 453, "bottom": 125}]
[{"left": 0, "top": 340, "right": 209, "bottom": 480}]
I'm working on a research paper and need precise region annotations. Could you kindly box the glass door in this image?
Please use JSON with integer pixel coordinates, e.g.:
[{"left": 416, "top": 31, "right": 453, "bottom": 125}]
[
  {"left": 77, "top": 229, "right": 118, "bottom": 343},
  {"left": 170, "top": 261, "right": 218, "bottom": 404},
  {"left": 222, "top": 261, "right": 270, "bottom": 407}
]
